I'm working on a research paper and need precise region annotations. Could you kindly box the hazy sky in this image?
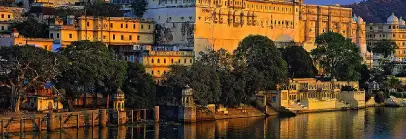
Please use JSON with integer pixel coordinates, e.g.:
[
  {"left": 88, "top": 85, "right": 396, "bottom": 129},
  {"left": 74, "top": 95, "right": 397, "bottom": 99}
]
[{"left": 305, "top": 0, "right": 362, "bottom": 5}]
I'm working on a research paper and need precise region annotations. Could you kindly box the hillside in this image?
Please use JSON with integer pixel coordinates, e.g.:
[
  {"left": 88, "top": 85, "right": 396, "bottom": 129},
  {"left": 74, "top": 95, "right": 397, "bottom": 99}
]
[{"left": 344, "top": 0, "right": 406, "bottom": 23}]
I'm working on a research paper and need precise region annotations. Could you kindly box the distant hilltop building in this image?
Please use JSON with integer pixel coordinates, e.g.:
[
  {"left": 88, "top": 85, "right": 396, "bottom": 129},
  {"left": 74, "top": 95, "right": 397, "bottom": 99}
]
[
  {"left": 367, "top": 13, "right": 406, "bottom": 64},
  {"left": 144, "top": 0, "right": 367, "bottom": 58}
]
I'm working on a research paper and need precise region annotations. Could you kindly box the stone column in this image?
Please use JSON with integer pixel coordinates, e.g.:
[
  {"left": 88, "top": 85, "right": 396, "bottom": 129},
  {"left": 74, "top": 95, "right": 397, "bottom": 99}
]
[
  {"left": 99, "top": 109, "right": 107, "bottom": 127},
  {"left": 47, "top": 112, "right": 57, "bottom": 132},
  {"left": 154, "top": 106, "right": 159, "bottom": 122}
]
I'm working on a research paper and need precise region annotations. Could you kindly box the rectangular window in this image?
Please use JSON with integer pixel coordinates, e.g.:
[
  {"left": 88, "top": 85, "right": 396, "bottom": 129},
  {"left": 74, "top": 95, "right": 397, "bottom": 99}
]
[
  {"left": 133, "top": 24, "right": 135, "bottom": 29},
  {"left": 7, "top": 15, "right": 10, "bottom": 19},
  {"left": 121, "top": 24, "right": 123, "bottom": 28},
  {"left": 113, "top": 34, "right": 115, "bottom": 40},
  {"left": 56, "top": 33, "right": 59, "bottom": 38},
  {"left": 129, "top": 35, "right": 132, "bottom": 40},
  {"left": 141, "top": 24, "right": 144, "bottom": 29},
  {"left": 87, "top": 22, "right": 89, "bottom": 27},
  {"left": 148, "top": 25, "right": 151, "bottom": 29},
  {"left": 125, "top": 24, "right": 128, "bottom": 28},
  {"left": 69, "top": 34, "right": 72, "bottom": 38},
  {"left": 137, "top": 35, "right": 140, "bottom": 40},
  {"left": 50, "top": 33, "right": 54, "bottom": 38},
  {"left": 110, "top": 23, "right": 113, "bottom": 28},
  {"left": 1, "top": 14, "right": 3, "bottom": 18},
  {"left": 121, "top": 35, "right": 124, "bottom": 40},
  {"left": 1, "top": 26, "right": 3, "bottom": 30}
]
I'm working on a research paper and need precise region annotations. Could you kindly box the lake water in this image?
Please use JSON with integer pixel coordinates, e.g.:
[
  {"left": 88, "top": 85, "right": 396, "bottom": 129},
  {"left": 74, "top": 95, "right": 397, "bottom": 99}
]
[{"left": 7, "top": 107, "right": 406, "bottom": 139}]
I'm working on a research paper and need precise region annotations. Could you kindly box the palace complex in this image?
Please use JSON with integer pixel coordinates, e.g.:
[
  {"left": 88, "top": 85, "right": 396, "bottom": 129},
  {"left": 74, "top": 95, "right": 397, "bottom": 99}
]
[
  {"left": 367, "top": 13, "right": 406, "bottom": 64},
  {"left": 258, "top": 78, "right": 368, "bottom": 111},
  {"left": 144, "top": 0, "right": 368, "bottom": 60}
]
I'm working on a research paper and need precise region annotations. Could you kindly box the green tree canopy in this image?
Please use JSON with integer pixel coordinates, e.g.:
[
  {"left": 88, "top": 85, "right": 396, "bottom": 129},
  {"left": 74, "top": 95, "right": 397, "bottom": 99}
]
[
  {"left": 12, "top": 15, "right": 49, "bottom": 38},
  {"left": 122, "top": 63, "right": 156, "bottom": 109},
  {"left": 131, "top": 0, "right": 148, "bottom": 18},
  {"left": 281, "top": 46, "right": 317, "bottom": 78},
  {"left": 0, "top": 46, "right": 66, "bottom": 112},
  {"left": 369, "top": 39, "right": 397, "bottom": 58},
  {"left": 56, "top": 41, "right": 127, "bottom": 98},
  {"left": 234, "top": 35, "right": 288, "bottom": 90},
  {"left": 85, "top": 3, "right": 123, "bottom": 17},
  {"left": 311, "top": 32, "right": 363, "bottom": 81}
]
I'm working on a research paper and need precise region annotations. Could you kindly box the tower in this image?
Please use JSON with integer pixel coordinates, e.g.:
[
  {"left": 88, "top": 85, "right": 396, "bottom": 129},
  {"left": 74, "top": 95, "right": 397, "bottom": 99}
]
[
  {"left": 178, "top": 85, "right": 196, "bottom": 122},
  {"left": 113, "top": 88, "right": 125, "bottom": 111}
]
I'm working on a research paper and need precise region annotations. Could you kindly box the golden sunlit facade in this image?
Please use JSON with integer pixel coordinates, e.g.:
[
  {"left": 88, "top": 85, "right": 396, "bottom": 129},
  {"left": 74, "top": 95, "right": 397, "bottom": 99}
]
[
  {"left": 130, "top": 45, "right": 194, "bottom": 80},
  {"left": 367, "top": 13, "right": 406, "bottom": 63},
  {"left": 49, "top": 16, "right": 155, "bottom": 47},
  {"left": 0, "top": 30, "right": 54, "bottom": 51},
  {"left": 145, "top": 0, "right": 367, "bottom": 59},
  {"left": 262, "top": 78, "right": 365, "bottom": 110},
  {"left": 0, "top": 6, "right": 23, "bottom": 33}
]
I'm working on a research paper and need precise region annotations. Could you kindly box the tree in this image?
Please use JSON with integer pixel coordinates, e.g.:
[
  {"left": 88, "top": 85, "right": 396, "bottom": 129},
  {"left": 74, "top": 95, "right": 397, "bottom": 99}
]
[
  {"left": 369, "top": 39, "right": 397, "bottom": 58},
  {"left": 0, "top": 46, "right": 65, "bottom": 112},
  {"left": 281, "top": 46, "right": 317, "bottom": 78},
  {"left": 56, "top": 41, "right": 127, "bottom": 106},
  {"left": 131, "top": 0, "right": 148, "bottom": 18},
  {"left": 234, "top": 35, "right": 288, "bottom": 90},
  {"left": 12, "top": 16, "right": 49, "bottom": 38},
  {"left": 0, "top": 0, "right": 14, "bottom": 6},
  {"left": 122, "top": 63, "right": 156, "bottom": 109},
  {"left": 85, "top": 3, "right": 123, "bottom": 17},
  {"left": 311, "top": 32, "right": 363, "bottom": 80}
]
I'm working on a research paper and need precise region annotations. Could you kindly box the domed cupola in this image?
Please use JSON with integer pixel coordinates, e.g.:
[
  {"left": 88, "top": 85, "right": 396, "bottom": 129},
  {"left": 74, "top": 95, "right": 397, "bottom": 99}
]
[
  {"left": 357, "top": 16, "right": 364, "bottom": 24},
  {"left": 400, "top": 17, "right": 406, "bottom": 26},
  {"left": 387, "top": 13, "right": 399, "bottom": 24}
]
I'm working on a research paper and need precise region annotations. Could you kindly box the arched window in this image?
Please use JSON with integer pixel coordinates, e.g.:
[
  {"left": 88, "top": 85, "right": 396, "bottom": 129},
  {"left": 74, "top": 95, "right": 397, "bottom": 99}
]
[
  {"left": 151, "top": 59, "right": 154, "bottom": 63},
  {"left": 157, "top": 59, "right": 160, "bottom": 63},
  {"left": 164, "top": 59, "right": 166, "bottom": 63}
]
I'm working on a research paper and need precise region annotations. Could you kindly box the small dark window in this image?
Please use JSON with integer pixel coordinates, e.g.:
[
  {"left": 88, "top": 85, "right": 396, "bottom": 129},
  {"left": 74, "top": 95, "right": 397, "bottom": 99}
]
[
  {"left": 164, "top": 59, "right": 166, "bottom": 63},
  {"left": 56, "top": 33, "right": 59, "bottom": 38},
  {"left": 129, "top": 35, "right": 132, "bottom": 40},
  {"left": 171, "top": 59, "right": 174, "bottom": 63},
  {"left": 121, "top": 35, "right": 124, "bottom": 40},
  {"left": 133, "top": 24, "right": 135, "bottom": 28},
  {"left": 148, "top": 25, "right": 151, "bottom": 29},
  {"left": 87, "top": 22, "right": 90, "bottom": 27},
  {"left": 141, "top": 24, "right": 144, "bottom": 29},
  {"left": 69, "top": 34, "right": 72, "bottom": 38},
  {"left": 137, "top": 35, "right": 140, "bottom": 40},
  {"left": 7, "top": 15, "right": 10, "bottom": 18},
  {"left": 190, "top": 59, "right": 193, "bottom": 63},
  {"left": 151, "top": 70, "right": 154, "bottom": 75},
  {"left": 184, "top": 59, "right": 186, "bottom": 63},
  {"left": 121, "top": 24, "right": 123, "bottom": 28},
  {"left": 125, "top": 24, "right": 128, "bottom": 28},
  {"left": 152, "top": 59, "right": 154, "bottom": 63},
  {"left": 110, "top": 23, "right": 113, "bottom": 28},
  {"left": 157, "top": 59, "right": 160, "bottom": 63},
  {"left": 50, "top": 33, "right": 54, "bottom": 38},
  {"left": 113, "top": 34, "right": 116, "bottom": 40}
]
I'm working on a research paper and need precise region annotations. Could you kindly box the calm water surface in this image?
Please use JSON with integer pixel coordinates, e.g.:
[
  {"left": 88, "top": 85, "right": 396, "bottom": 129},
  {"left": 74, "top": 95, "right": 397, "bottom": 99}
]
[{"left": 8, "top": 107, "right": 406, "bottom": 139}]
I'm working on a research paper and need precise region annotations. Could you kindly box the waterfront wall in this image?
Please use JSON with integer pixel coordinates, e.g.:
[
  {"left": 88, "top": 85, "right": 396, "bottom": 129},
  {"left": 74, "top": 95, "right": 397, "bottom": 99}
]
[
  {"left": 0, "top": 108, "right": 159, "bottom": 134},
  {"left": 303, "top": 99, "right": 336, "bottom": 110}
]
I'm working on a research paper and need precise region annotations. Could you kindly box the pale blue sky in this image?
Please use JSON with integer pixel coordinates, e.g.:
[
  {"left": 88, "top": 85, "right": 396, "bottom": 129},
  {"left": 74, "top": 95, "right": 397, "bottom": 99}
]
[{"left": 305, "top": 0, "right": 362, "bottom": 5}]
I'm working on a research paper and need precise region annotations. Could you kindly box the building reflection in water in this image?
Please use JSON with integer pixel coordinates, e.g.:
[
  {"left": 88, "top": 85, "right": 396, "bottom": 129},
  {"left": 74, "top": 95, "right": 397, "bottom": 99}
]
[{"left": 5, "top": 108, "right": 406, "bottom": 139}]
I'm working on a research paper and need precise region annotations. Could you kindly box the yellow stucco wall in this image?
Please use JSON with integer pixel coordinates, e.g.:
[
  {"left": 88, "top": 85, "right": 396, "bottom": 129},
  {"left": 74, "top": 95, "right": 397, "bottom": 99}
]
[
  {"left": 304, "top": 98, "right": 336, "bottom": 110},
  {"left": 142, "top": 50, "right": 195, "bottom": 79},
  {"left": 50, "top": 16, "right": 155, "bottom": 47}
]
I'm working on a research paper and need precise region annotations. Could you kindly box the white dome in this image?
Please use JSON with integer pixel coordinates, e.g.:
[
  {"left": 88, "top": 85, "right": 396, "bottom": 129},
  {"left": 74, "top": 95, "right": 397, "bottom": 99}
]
[
  {"left": 400, "top": 17, "right": 406, "bottom": 26},
  {"left": 387, "top": 13, "right": 399, "bottom": 24},
  {"left": 357, "top": 16, "right": 364, "bottom": 24}
]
